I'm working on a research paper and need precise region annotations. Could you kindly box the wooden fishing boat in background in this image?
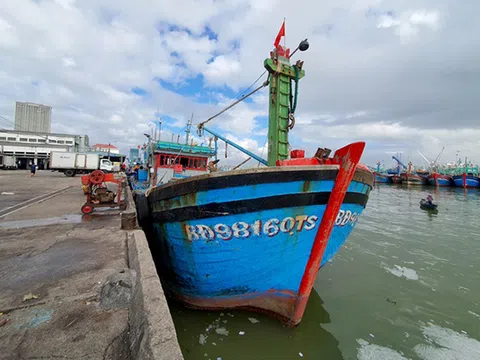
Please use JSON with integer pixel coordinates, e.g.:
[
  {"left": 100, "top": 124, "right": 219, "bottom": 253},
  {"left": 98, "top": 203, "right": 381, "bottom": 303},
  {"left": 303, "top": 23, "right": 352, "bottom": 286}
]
[
  {"left": 136, "top": 25, "right": 374, "bottom": 326},
  {"left": 401, "top": 162, "right": 429, "bottom": 185},
  {"left": 373, "top": 162, "right": 392, "bottom": 183},
  {"left": 451, "top": 160, "right": 480, "bottom": 188},
  {"left": 427, "top": 172, "right": 453, "bottom": 187}
]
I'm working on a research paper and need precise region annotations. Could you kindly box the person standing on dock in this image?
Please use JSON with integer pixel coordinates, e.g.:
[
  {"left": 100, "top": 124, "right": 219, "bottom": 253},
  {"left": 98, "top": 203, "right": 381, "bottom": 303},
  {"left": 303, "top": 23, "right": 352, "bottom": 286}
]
[{"left": 29, "top": 163, "right": 37, "bottom": 177}]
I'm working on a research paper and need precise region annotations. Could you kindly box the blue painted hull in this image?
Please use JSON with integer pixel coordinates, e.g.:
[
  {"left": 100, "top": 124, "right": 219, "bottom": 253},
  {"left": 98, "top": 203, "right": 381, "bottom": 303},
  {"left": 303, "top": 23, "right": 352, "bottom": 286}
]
[
  {"left": 452, "top": 175, "right": 480, "bottom": 188},
  {"left": 375, "top": 173, "right": 391, "bottom": 183},
  {"left": 146, "top": 166, "right": 373, "bottom": 324}
]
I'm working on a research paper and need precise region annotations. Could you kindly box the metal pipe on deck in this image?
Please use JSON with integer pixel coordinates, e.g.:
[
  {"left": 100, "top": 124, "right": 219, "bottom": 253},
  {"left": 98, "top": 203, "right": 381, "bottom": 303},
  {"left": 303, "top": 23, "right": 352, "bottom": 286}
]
[{"left": 199, "top": 126, "right": 268, "bottom": 166}]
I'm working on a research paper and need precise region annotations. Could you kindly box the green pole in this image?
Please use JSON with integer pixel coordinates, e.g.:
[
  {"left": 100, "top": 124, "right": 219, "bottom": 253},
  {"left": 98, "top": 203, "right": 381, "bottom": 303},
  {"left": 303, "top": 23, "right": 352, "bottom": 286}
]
[{"left": 264, "top": 54, "right": 305, "bottom": 166}]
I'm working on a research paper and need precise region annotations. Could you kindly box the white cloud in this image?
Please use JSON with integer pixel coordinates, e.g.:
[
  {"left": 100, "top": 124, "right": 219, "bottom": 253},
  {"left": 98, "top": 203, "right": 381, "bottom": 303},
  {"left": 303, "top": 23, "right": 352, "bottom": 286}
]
[
  {"left": 204, "top": 55, "right": 242, "bottom": 84},
  {"left": 0, "top": 0, "right": 478, "bottom": 169},
  {"left": 377, "top": 9, "right": 440, "bottom": 43}
]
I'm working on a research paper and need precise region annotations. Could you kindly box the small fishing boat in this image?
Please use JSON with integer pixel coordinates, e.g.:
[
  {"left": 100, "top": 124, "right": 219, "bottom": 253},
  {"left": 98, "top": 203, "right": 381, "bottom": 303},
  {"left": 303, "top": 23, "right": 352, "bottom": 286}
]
[
  {"left": 137, "top": 26, "right": 374, "bottom": 326},
  {"left": 128, "top": 121, "right": 217, "bottom": 196},
  {"left": 420, "top": 199, "right": 438, "bottom": 211}
]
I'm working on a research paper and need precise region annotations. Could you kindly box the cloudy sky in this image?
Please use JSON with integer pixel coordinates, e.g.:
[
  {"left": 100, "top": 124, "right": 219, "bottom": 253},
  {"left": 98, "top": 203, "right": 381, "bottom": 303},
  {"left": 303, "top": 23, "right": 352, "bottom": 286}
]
[{"left": 1, "top": 0, "right": 479, "bottom": 168}]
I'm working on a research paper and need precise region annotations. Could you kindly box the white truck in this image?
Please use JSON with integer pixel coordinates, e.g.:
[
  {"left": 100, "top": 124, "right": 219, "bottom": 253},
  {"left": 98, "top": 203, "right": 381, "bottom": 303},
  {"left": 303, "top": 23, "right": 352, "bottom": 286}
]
[
  {"left": 49, "top": 151, "right": 114, "bottom": 177},
  {"left": 0, "top": 155, "right": 17, "bottom": 170}
]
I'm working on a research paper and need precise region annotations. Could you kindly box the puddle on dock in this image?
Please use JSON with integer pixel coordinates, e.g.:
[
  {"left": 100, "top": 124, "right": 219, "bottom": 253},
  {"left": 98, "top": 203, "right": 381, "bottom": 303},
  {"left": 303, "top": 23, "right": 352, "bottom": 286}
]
[{"left": 0, "top": 214, "right": 84, "bottom": 229}]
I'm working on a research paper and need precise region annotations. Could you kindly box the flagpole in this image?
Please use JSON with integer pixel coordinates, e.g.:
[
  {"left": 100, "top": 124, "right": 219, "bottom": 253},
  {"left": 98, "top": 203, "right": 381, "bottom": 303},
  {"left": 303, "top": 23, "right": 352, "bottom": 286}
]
[{"left": 283, "top": 18, "right": 286, "bottom": 49}]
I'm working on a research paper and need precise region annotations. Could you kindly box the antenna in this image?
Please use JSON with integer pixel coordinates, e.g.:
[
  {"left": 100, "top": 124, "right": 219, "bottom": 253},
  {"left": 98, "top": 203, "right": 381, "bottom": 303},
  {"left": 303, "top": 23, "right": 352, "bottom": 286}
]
[
  {"left": 156, "top": 101, "right": 162, "bottom": 142},
  {"left": 185, "top": 113, "right": 193, "bottom": 145}
]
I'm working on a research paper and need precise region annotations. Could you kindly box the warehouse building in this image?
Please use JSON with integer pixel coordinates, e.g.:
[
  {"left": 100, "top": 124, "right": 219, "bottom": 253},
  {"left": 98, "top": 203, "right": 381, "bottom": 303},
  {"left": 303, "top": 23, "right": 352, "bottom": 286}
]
[{"left": 0, "top": 129, "right": 89, "bottom": 169}]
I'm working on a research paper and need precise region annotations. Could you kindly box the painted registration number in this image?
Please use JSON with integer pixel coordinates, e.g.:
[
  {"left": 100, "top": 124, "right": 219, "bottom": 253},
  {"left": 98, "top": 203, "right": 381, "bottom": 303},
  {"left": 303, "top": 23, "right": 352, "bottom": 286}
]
[{"left": 184, "top": 210, "right": 359, "bottom": 242}]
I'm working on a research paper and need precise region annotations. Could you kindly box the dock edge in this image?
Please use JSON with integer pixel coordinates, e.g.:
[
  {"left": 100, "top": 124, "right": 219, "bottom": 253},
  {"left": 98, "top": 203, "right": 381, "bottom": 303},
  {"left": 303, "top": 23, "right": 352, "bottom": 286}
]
[{"left": 127, "top": 230, "right": 184, "bottom": 360}]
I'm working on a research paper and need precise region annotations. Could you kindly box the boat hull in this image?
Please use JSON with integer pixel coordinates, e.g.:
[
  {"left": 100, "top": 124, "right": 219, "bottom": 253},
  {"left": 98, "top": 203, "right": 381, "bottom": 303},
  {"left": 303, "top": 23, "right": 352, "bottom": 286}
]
[
  {"left": 146, "top": 166, "right": 373, "bottom": 325},
  {"left": 427, "top": 173, "right": 453, "bottom": 187},
  {"left": 452, "top": 175, "right": 480, "bottom": 188},
  {"left": 374, "top": 173, "right": 391, "bottom": 183},
  {"left": 401, "top": 173, "right": 428, "bottom": 185},
  {"left": 391, "top": 175, "right": 402, "bottom": 184}
]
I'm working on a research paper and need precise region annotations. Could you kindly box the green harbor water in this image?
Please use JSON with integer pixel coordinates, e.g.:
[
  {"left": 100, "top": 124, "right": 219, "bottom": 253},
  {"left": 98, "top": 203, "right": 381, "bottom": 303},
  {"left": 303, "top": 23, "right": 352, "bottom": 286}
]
[{"left": 168, "top": 185, "right": 480, "bottom": 360}]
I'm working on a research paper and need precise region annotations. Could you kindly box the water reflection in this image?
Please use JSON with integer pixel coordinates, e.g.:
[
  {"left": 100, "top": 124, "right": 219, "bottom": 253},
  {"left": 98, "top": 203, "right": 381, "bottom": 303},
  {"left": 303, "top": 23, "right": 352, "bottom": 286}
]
[{"left": 169, "top": 288, "right": 344, "bottom": 360}]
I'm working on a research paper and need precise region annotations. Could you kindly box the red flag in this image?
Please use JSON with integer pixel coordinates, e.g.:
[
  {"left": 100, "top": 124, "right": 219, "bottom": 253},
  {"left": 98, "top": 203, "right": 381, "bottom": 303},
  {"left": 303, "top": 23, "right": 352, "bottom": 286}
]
[{"left": 274, "top": 20, "right": 285, "bottom": 48}]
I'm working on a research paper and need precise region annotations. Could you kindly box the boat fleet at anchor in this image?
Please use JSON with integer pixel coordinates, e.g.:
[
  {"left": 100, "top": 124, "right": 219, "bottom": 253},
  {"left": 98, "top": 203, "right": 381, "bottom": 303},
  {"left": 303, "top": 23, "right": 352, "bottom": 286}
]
[{"left": 373, "top": 155, "right": 480, "bottom": 188}]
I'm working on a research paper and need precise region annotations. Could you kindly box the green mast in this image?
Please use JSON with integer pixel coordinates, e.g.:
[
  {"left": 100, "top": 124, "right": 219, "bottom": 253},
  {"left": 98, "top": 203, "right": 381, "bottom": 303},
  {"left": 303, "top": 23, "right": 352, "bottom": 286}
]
[{"left": 264, "top": 38, "right": 308, "bottom": 166}]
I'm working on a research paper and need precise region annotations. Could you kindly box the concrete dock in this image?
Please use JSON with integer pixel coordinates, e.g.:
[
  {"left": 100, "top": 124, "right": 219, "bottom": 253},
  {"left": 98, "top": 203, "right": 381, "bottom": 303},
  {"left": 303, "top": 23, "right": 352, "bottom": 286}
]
[{"left": 0, "top": 170, "right": 183, "bottom": 360}]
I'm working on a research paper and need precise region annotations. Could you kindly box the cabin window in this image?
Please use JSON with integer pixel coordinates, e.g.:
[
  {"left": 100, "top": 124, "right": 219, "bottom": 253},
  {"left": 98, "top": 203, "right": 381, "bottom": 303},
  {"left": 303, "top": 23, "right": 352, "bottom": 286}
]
[
  {"left": 0, "top": 137, "right": 6, "bottom": 140},
  {"left": 180, "top": 157, "right": 189, "bottom": 168},
  {"left": 28, "top": 138, "right": 37, "bottom": 142},
  {"left": 7, "top": 137, "right": 16, "bottom": 141},
  {"left": 19, "top": 138, "right": 28, "bottom": 142}
]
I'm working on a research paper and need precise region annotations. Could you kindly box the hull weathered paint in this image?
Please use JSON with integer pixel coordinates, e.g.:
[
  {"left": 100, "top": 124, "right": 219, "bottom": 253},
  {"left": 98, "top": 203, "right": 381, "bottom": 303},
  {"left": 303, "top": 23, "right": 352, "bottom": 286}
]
[
  {"left": 427, "top": 173, "right": 453, "bottom": 187},
  {"left": 452, "top": 174, "right": 480, "bottom": 188},
  {"left": 146, "top": 165, "right": 373, "bottom": 325},
  {"left": 391, "top": 175, "right": 402, "bottom": 184},
  {"left": 374, "top": 173, "right": 391, "bottom": 183},
  {"left": 401, "top": 173, "right": 428, "bottom": 185}
]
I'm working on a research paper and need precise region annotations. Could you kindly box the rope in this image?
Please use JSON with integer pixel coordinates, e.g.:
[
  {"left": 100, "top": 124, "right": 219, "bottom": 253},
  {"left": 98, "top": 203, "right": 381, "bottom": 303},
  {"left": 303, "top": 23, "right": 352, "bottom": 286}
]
[
  {"left": 288, "top": 65, "right": 300, "bottom": 130},
  {"left": 235, "top": 70, "right": 267, "bottom": 101},
  {"left": 198, "top": 74, "right": 270, "bottom": 128}
]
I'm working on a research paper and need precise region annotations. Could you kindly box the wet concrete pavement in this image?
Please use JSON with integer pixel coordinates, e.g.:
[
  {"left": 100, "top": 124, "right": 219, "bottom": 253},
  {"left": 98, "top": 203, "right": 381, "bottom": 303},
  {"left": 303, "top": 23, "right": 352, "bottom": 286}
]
[
  {"left": 0, "top": 170, "right": 78, "bottom": 213},
  {"left": 0, "top": 171, "right": 132, "bottom": 359}
]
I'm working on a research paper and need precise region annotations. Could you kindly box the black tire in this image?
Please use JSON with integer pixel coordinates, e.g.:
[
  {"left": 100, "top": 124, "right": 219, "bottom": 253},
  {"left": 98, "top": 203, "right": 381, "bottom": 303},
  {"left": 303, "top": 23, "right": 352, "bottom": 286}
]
[
  {"left": 64, "top": 169, "right": 76, "bottom": 177},
  {"left": 135, "top": 193, "right": 150, "bottom": 228}
]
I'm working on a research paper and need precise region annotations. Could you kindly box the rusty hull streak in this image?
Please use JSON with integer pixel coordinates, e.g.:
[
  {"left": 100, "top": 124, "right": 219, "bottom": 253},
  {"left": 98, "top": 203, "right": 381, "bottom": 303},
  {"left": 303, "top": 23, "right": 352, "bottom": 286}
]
[
  {"left": 167, "top": 287, "right": 299, "bottom": 326},
  {"left": 302, "top": 180, "right": 312, "bottom": 193}
]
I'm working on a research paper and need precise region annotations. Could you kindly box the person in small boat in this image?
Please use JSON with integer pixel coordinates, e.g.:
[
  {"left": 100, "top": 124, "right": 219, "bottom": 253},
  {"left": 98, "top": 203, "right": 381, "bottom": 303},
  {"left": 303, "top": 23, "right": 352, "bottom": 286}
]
[{"left": 426, "top": 194, "right": 434, "bottom": 205}]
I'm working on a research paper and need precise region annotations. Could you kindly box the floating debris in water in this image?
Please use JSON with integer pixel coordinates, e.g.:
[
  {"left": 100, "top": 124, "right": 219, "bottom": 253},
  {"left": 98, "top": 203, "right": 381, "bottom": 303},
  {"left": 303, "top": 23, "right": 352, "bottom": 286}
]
[
  {"left": 215, "top": 327, "right": 229, "bottom": 336},
  {"left": 248, "top": 317, "right": 260, "bottom": 324},
  {"left": 386, "top": 298, "right": 397, "bottom": 305},
  {"left": 220, "top": 313, "right": 224, "bottom": 316},
  {"left": 1, "top": 192, "right": 14, "bottom": 195},
  {"left": 239, "top": 331, "right": 245, "bottom": 335},
  {"left": 299, "top": 352, "right": 304, "bottom": 357},
  {"left": 414, "top": 323, "right": 480, "bottom": 359},
  {"left": 227, "top": 313, "right": 234, "bottom": 317},
  {"left": 383, "top": 265, "right": 419, "bottom": 280},
  {"left": 199, "top": 334, "right": 208, "bottom": 345},
  {"left": 357, "top": 339, "right": 409, "bottom": 360},
  {"left": 212, "top": 342, "right": 217, "bottom": 346},
  {"left": 369, "top": 333, "right": 375, "bottom": 338},
  {"left": 468, "top": 310, "right": 480, "bottom": 319}
]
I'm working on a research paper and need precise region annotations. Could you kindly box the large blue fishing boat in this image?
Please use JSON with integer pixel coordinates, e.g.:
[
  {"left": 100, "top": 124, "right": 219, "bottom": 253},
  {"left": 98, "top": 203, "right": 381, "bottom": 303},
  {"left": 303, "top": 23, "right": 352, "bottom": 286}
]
[{"left": 137, "top": 24, "right": 374, "bottom": 326}]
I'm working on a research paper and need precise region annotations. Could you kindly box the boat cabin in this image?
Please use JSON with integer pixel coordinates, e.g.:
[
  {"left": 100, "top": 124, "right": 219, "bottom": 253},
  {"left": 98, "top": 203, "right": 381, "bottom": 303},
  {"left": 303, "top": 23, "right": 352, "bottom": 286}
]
[{"left": 153, "top": 141, "right": 216, "bottom": 185}]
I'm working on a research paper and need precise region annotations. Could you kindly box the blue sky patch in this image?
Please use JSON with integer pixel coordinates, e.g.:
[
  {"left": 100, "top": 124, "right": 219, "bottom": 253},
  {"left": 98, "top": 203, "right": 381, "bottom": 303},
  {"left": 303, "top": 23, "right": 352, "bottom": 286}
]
[
  {"left": 156, "top": 22, "right": 192, "bottom": 36},
  {"left": 131, "top": 87, "right": 149, "bottom": 97},
  {"left": 202, "top": 26, "right": 218, "bottom": 40}
]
